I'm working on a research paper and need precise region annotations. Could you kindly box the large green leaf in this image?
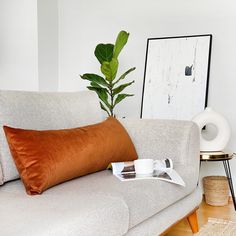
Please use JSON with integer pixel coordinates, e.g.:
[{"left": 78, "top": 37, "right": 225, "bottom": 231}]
[
  {"left": 113, "top": 80, "right": 134, "bottom": 96},
  {"left": 101, "top": 58, "right": 118, "bottom": 81},
  {"left": 94, "top": 44, "right": 114, "bottom": 64},
  {"left": 89, "top": 82, "right": 111, "bottom": 95},
  {"left": 80, "top": 73, "right": 108, "bottom": 87},
  {"left": 90, "top": 81, "right": 103, "bottom": 88},
  {"left": 113, "top": 31, "right": 129, "bottom": 59},
  {"left": 99, "top": 102, "right": 110, "bottom": 116},
  {"left": 87, "top": 86, "right": 111, "bottom": 109},
  {"left": 114, "top": 67, "right": 136, "bottom": 85},
  {"left": 114, "top": 93, "right": 133, "bottom": 106}
]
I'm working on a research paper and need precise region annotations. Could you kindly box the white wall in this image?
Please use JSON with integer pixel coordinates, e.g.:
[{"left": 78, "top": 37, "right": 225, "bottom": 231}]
[
  {"left": 58, "top": 0, "right": 236, "bottom": 186},
  {"left": 0, "top": 0, "right": 59, "bottom": 91},
  {"left": 0, "top": 0, "right": 38, "bottom": 91},
  {"left": 38, "top": 0, "right": 58, "bottom": 91}
]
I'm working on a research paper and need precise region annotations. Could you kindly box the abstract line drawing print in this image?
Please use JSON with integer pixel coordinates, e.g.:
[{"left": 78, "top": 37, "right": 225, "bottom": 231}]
[{"left": 141, "top": 35, "right": 212, "bottom": 120}]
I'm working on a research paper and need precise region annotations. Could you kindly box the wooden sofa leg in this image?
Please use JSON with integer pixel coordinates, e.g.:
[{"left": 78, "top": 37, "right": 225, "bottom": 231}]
[{"left": 187, "top": 210, "right": 199, "bottom": 233}]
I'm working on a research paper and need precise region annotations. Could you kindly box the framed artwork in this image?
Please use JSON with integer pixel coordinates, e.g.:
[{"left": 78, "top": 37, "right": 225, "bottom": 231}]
[{"left": 141, "top": 34, "right": 212, "bottom": 120}]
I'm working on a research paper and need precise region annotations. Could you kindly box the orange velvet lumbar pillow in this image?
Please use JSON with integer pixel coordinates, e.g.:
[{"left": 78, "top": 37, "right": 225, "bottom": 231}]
[{"left": 3, "top": 117, "right": 138, "bottom": 195}]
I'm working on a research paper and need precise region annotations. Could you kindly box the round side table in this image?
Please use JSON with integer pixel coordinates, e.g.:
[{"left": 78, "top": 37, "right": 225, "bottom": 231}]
[{"left": 200, "top": 151, "right": 236, "bottom": 210}]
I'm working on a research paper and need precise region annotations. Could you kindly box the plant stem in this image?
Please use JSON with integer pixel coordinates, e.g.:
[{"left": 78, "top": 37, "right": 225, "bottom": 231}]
[{"left": 109, "top": 82, "right": 114, "bottom": 116}]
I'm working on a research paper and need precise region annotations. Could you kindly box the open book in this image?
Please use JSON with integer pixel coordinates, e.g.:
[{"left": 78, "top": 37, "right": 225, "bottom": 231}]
[{"left": 111, "top": 159, "right": 185, "bottom": 187}]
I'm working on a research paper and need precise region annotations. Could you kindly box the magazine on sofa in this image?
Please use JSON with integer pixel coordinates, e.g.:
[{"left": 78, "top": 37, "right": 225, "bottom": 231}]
[{"left": 111, "top": 159, "right": 185, "bottom": 187}]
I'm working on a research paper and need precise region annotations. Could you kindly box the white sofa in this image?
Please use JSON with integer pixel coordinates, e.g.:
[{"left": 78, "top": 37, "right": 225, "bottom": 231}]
[{"left": 0, "top": 90, "right": 201, "bottom": 236}]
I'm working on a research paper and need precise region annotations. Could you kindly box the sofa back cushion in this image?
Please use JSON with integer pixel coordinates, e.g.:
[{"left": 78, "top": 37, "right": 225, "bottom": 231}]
[
  {"left": 3, "top": 117, "right": 138, "bottom": 195},
  {"left": 0, "top": 90, "right": 103, "bottom": 184}
]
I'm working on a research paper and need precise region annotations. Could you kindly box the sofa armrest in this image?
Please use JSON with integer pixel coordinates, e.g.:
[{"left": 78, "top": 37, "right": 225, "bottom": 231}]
[{"left": 119, "top": 118, "right": 200, "bottom": 168}]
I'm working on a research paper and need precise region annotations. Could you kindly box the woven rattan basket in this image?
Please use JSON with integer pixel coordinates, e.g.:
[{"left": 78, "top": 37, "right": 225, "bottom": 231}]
[{"left": 203, "top": 176, "right": 229, "bottom": 206}]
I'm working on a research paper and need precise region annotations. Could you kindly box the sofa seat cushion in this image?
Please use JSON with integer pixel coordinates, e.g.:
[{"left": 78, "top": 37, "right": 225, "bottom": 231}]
[
  {"left": 0, "top": 166, "right": 197, "bottom": 236},
  {"left": 0, "top": 178, "right": 129, "bottom": 236}
]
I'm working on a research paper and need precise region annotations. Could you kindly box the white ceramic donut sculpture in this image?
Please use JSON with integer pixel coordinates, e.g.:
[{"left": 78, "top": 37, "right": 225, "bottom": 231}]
[{"left": 192, "top": 107, "right": 231, "bottom": 151}]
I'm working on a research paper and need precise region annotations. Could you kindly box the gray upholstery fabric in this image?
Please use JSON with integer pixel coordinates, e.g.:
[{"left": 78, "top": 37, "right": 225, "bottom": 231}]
[
  {"left": 0, "top": 164, "right": 199, "bottom": 236},
  {"left": 126, "top": 187, "right": 202, "bottom": 236},
  {"left": 0, "top": 90, "right": 103, "bottom": 184},
  {"left": 0, "top": 174, "right": 129, "bottom": 236},
  {"left": 120, "top": 118, "right": 200, "bottom": 166}
]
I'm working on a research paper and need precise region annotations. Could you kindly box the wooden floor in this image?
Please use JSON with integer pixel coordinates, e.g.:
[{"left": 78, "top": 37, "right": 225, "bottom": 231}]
[{"left": 166, "top": 199, "right": 236, "bottom": 236}]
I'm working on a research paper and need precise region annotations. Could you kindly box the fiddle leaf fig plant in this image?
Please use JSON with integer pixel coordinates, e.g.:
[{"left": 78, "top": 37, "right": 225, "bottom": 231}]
[{"left": 80, "top": 30, "right": 136, "bottom": 116}]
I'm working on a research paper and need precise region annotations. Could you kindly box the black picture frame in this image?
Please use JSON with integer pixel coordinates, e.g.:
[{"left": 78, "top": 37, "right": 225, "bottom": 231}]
[{"left": 140, "top": 34, "right": 212, "bottom": 120}]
